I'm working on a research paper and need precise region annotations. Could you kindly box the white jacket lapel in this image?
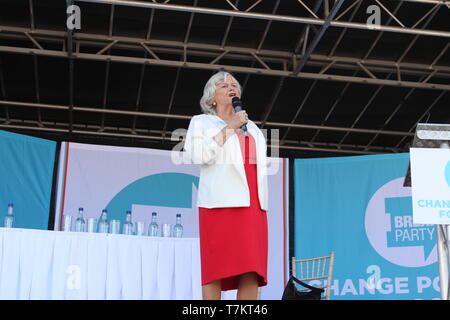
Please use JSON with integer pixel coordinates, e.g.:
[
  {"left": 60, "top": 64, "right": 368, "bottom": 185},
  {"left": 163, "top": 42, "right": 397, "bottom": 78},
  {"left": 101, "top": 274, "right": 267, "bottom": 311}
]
[{"left": 229, "top": 133, "right": 246, "bottom": 183}]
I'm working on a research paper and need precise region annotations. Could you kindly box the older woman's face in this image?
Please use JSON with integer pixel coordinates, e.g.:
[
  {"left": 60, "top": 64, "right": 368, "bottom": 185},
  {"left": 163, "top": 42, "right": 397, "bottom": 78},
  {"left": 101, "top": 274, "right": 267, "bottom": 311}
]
[{"left": 213, "top": 75, "right": 240, "bottom": 108}]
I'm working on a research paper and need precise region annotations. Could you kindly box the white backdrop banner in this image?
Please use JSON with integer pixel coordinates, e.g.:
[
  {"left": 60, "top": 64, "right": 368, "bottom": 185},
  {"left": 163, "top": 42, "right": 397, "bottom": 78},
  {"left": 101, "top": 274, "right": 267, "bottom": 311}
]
[
  {"left": 410, "top": 148, "right": 450, "bottom": 224},
  {"left": 54, "top": 142, "right": 288, "bottom": 300}
]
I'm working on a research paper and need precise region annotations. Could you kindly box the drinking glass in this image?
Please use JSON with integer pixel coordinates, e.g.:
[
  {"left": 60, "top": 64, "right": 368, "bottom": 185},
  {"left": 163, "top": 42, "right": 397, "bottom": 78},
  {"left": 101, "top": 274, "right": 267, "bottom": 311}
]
[
  {"left": 87, "top": 218, "right": 97, "bottom": 233},
  {"left": 134, "top": 221, "right": 145, "bottom": 236},
  {"left": 162, "top": 223, "right": 172, "bottom": 237},
  {"left": 110, "top": 220, "right": 121, "bottom": 234},
  {"left": 62, "top": 215, "right": 72, "bottom": 232}
]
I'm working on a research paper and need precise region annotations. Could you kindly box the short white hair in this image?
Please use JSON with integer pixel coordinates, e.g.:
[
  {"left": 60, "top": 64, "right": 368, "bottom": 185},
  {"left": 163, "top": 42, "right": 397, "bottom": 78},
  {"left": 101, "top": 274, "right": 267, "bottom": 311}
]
[{"left": 199, "top": 71, "right": 242, "bottom": 115}]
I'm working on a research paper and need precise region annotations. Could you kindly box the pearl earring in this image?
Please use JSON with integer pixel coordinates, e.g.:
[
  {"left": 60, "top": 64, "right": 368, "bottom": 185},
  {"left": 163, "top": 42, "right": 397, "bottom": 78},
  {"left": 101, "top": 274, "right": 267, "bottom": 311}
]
[{"left": 212, "top": 102, "right": 217, "bottom": 107}]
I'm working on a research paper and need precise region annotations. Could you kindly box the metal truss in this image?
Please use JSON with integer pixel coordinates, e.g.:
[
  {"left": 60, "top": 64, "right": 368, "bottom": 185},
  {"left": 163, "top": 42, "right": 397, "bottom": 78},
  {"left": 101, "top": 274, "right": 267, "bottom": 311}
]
[
  {"left": 0, "top": 115, "right": 405, "bottom": 155},
  {"left": 0, "top": 99, "right": 414, "bottom": 136},
  {"left": 0, "top": 26, "right": 449, "bottom": 91},
  {"left": 335, "top": 0, "right": 448, "bottom": 149},
  {"left": 75, "top": 0, "right": 450, "bottom": 38},
  {"left": 0, "top": 99, "right": 412, "bottom": 155},
  {"left": 0, "top": 0, "right": 448, "bottom": 156},
  {"left": 67, "top": 0, "right": 75, "bottom": 134}
]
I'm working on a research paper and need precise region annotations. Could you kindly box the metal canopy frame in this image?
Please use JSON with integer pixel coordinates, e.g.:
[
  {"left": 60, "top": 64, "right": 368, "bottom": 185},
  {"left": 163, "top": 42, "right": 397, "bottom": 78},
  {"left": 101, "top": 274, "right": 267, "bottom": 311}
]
[{"left": 0, "top": 0, "right": 448, "bottom": 157}]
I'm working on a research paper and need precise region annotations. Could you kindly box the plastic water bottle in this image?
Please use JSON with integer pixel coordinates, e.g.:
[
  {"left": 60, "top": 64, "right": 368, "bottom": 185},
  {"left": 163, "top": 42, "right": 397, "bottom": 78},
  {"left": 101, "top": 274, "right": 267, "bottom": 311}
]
[
  {"left": 123, "top": 210, "right": 134, "bottom": 235},
  {"left": 4, "top": 203, "right": 14, "bottom": 228},
  {"left": 98, "top": 209, "right": 109, "bottom": 233},
  {"left": 148, "top": 212, "right": 158, "bottom": 237},
  {"left": 173, "top": 213, "right": 183, "bottom": 238},
  {"left": 74, "top": 207, "right": 86, "bottom": 232}
]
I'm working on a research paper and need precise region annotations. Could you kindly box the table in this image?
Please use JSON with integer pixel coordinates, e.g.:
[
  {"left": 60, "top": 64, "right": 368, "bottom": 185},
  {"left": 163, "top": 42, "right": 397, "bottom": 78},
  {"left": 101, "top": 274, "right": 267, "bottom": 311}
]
[{"left": 0, "top": 228, "right": 202, "bottom": 300}]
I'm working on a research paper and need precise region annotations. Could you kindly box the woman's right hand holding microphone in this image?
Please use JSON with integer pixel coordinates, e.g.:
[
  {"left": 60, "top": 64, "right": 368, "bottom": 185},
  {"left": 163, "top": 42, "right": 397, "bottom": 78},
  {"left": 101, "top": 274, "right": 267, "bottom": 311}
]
[
  {"left": 228, "top": 110, "right": 249, "bottom": 130},
  {"left": 214, "top": 110, "right": 249, "bottom": 146}
]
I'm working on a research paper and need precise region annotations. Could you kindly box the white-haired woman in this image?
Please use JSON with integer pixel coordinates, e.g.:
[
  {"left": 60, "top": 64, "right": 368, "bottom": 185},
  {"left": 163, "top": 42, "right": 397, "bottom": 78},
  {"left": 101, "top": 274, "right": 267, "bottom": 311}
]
[{"left": 184, "top": 71, "right": 269, "bottom": 300}]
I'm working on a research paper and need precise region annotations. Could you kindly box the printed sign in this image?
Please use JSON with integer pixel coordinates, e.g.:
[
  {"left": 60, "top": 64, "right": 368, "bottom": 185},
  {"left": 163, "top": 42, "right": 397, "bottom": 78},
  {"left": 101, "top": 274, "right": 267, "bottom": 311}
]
[
  {"left": 295, "top": 154, "right": 440, "bottom": 300},
  {"left": 410, "top": 148, "right": 450, "bottom": 224}
]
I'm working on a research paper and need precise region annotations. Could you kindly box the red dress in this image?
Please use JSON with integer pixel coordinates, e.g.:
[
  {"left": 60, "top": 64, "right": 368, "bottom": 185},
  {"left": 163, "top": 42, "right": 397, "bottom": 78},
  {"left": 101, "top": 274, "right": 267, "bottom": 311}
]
[{"left": 199, "top": 130, "right": 268, "bottom": 291}]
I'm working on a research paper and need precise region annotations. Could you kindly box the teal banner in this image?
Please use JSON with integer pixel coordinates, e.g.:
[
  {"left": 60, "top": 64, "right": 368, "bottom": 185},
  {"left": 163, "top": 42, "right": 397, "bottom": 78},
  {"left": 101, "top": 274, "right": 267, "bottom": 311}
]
[
  {"left": 294, "top": 153, "right": 439, "bottom": 300},
  {"left": 0, "top": 130, "right": 56, "bottom": 230}
]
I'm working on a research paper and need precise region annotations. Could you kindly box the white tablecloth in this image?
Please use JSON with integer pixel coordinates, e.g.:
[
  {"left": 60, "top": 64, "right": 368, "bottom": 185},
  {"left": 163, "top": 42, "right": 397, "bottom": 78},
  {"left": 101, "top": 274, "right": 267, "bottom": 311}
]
[{"left": 0, "top": 228, "right": 202, "bottom": 300}]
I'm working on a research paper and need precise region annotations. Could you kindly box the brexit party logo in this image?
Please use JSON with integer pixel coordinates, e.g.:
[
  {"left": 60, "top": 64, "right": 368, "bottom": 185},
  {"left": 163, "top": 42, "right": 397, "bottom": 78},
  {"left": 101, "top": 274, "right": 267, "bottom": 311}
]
[{"left": 365, "top": 178, "right": 436, "bottom": 268}]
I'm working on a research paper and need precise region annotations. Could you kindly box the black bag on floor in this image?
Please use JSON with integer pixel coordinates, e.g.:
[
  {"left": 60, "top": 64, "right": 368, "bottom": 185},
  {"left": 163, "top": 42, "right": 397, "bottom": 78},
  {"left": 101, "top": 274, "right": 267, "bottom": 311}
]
[{"left": 282, "top": 276, "right": 324, "bottom": 300}]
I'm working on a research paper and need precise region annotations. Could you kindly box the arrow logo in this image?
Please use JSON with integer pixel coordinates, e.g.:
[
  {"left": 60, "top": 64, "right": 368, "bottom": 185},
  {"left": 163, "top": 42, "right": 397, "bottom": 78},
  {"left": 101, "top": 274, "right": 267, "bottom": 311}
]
[{"left": 385, "top": 197, "right": 435, "bottom": 261}]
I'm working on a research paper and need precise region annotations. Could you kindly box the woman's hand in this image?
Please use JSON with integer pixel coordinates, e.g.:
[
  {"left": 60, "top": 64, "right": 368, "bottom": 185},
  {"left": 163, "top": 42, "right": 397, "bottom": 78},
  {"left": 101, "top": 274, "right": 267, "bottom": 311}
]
[
  {"left": 213, "top": 111, "right": 249, "bottom": 147},
  {"left": 228, "top": 110, "right": 249, "bottom": 130}
]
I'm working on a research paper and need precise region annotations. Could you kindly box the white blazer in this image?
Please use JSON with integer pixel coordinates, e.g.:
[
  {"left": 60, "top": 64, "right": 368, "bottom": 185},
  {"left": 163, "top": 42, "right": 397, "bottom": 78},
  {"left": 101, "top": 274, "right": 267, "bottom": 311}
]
[{"left": 184, "top": 114, "right": 268, "bottom": 211}]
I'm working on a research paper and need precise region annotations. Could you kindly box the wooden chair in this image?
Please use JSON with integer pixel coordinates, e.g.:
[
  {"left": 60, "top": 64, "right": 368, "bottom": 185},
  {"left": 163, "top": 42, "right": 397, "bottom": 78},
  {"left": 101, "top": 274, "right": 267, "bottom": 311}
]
[{"left": 291, "top": 251, "right": 335, "bottom": 300}]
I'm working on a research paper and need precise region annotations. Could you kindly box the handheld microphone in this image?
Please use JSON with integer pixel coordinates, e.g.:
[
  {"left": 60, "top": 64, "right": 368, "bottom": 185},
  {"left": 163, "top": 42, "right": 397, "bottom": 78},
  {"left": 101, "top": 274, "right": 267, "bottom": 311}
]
[{"left": 231, "top": 97, "right": 248, "bottom": 136}]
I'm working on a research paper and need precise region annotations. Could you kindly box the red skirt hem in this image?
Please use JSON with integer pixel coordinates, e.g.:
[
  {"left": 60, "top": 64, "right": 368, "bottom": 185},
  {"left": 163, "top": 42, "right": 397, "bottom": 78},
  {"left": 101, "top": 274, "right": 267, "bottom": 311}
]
[
  {"left": 202, "top": 270, "right": 268, "bottom": 292},
  {"left": 199, "top": 133, "right": 268, "bottom": 292}
]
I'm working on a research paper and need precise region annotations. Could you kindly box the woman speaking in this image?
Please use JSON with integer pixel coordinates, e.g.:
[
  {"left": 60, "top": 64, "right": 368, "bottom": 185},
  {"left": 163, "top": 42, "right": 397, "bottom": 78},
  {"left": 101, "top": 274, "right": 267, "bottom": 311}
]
[{"left": 184, "top": 71, "right": 269, "bottom": 300}]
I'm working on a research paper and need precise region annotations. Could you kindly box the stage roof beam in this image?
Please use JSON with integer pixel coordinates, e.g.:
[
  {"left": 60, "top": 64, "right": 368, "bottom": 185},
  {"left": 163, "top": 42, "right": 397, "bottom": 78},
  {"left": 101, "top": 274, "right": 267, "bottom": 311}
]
[{"left": 74, "top": 0, "right": 450, "bottom": 38}]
